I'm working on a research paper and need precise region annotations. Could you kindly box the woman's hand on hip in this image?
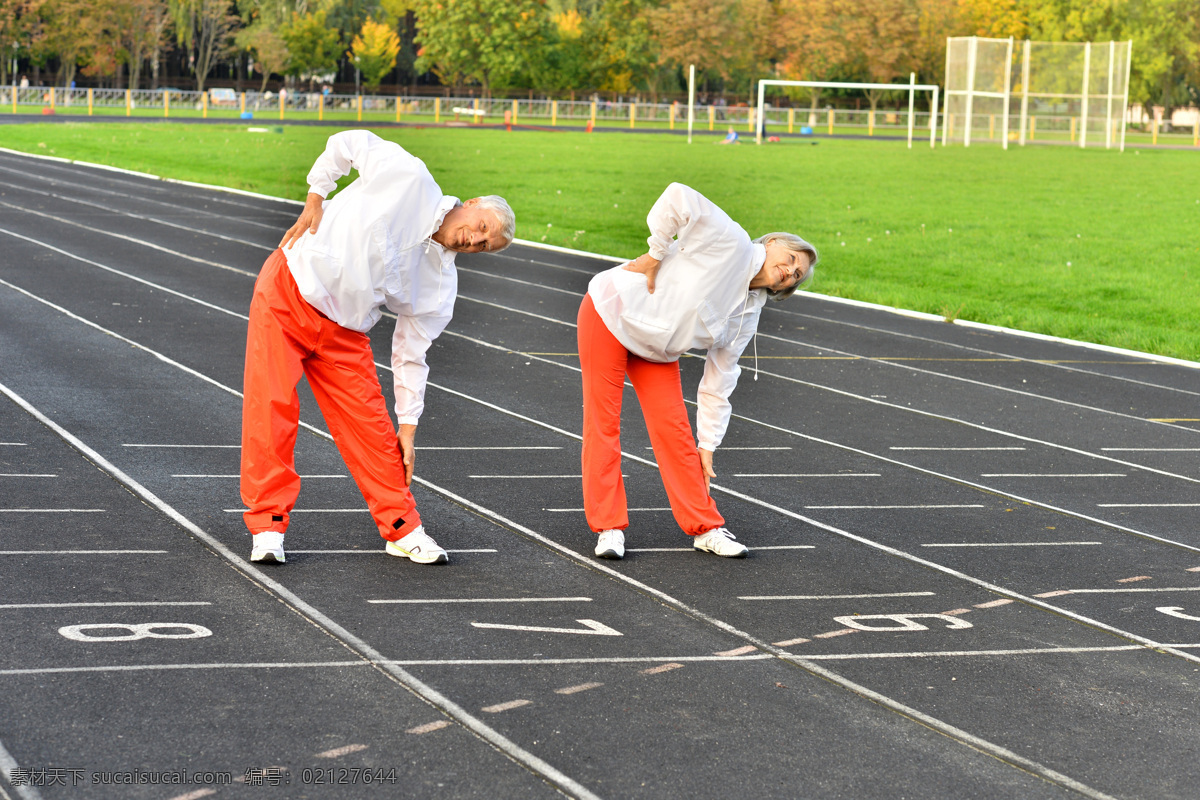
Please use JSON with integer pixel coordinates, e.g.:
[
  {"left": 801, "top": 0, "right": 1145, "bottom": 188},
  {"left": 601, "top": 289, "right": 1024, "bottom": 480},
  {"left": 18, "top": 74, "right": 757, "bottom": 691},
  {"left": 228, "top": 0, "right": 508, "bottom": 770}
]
[
  {"left": 698, "top": 447, "right": 716, "bottom": 493},
  {"left": 622, "top": 253, "right": 663, "bottom": 293}
]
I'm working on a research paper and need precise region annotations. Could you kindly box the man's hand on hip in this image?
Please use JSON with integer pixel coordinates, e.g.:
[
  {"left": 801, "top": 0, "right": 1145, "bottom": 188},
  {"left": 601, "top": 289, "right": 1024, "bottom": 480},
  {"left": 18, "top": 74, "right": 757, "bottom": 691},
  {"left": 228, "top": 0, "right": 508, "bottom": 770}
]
[
  {"left": 397, "top": 423, "right": 417, "bottom": 486},
  {"left": 279, "top": 192, "right": 325, "bottom": 250}
]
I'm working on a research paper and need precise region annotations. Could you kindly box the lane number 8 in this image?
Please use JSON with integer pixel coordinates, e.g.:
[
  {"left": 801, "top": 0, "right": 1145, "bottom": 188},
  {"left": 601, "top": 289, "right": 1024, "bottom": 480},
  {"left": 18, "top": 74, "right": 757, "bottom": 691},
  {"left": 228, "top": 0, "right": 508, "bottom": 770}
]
[{"left": 58, "top": 623, "right": 213, "bottom": 642}]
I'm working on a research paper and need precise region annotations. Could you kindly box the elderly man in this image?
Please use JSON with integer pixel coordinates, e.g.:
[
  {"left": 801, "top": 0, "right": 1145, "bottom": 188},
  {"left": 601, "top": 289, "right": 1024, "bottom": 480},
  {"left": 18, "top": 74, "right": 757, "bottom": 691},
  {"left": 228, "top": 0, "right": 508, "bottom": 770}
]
[{"left": 242, "top": 129, "right": 514, "bottom": 566}]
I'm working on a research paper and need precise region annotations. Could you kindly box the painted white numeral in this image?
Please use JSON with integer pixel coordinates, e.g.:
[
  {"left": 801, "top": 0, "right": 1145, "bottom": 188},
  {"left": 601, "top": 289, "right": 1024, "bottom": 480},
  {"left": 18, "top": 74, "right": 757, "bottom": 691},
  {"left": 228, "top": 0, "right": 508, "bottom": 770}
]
[
  {"left": 834, "top": 613, "right": 974, "bottom": 632},
  {"left": 58, "top": 622, "right": 213, "bottom": 642},
  {"left": 1156, "top": 607, "right": 1200, "bottom": 622}
]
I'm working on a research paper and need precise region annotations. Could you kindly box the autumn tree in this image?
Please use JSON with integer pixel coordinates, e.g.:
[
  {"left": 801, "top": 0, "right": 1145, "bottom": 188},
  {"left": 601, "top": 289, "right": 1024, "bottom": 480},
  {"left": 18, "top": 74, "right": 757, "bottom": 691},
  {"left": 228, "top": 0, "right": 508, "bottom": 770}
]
[
  {"left": 0, "top": 0, "right": 36, "bottom": 85},
  {"left": 413, "top": 0, "right": 542, "bottom": 96},
  {"left": 350, "top": 18, "right": 400, "bottom": 90},
  {"left": 585, "top": 0, "right": 657, "bottom": 94},
  {"left": 169, "top": 0, "right": 239, "bottom": 92},
  {"left": 282, "top": 9, "right": 340, "bottom": 85}
]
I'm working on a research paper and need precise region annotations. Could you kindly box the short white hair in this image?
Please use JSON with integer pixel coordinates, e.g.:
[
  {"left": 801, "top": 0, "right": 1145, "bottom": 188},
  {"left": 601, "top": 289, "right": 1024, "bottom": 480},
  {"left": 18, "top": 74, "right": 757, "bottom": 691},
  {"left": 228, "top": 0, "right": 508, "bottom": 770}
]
[
  {"left": 472, "top": 195, "right": 516, "bottom": 250},
  {"left": 754, "top": 232, "right": 818, "bottom": 300}
]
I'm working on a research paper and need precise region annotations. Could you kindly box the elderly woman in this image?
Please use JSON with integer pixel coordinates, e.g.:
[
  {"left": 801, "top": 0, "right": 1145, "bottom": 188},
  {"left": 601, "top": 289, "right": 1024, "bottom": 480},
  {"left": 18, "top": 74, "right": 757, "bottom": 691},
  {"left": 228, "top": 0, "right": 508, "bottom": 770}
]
[{"left": 578, "top": 182, "right": 817, "bottom": 559}]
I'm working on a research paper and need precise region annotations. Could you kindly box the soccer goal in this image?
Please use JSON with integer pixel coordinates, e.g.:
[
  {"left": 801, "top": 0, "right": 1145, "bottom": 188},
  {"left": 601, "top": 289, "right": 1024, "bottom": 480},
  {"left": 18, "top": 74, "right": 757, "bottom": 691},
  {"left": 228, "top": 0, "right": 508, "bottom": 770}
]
[
  {"left": 753, "top": 77, "right": 941, "bottom": 148},
  {"left": 943, "top": 36, "right": 1132, "bottom": 150}
]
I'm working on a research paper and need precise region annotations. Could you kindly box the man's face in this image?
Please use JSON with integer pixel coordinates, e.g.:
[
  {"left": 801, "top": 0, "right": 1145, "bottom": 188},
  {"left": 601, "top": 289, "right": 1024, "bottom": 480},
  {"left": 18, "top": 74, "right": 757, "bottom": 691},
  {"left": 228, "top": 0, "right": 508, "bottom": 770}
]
[{"left": 437, "top": 199, "right": 506, "bottom": 253}]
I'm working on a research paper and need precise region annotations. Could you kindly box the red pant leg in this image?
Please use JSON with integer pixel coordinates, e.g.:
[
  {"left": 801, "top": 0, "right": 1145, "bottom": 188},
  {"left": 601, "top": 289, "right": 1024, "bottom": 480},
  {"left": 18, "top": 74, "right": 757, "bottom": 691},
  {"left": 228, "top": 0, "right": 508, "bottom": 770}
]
[
  {"left": 626, "top": 355, "right": 724, "bottom": 535},
  {"left": 240, "top": 250, "right": 316, "bottom": 535},
  {"left": 303, "top": 328, "right": 421, "bottom": 541},
  {"left": 578, "top": 295, "right": 629, "bottom": 533}
]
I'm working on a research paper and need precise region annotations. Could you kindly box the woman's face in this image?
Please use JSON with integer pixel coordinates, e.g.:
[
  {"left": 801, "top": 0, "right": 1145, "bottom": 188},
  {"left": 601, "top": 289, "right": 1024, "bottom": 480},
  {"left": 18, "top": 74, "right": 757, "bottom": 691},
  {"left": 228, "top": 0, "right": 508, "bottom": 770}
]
[{"left": 753, "top": 240, "right": 812, "bottom": 293}]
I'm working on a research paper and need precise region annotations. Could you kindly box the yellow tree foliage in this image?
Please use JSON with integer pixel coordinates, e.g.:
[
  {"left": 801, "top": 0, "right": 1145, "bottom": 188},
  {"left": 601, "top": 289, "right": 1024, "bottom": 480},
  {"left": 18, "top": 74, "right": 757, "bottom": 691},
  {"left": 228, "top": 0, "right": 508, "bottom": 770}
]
[{"left": 351, "top": 18, "right": 401, "bottom": 90}]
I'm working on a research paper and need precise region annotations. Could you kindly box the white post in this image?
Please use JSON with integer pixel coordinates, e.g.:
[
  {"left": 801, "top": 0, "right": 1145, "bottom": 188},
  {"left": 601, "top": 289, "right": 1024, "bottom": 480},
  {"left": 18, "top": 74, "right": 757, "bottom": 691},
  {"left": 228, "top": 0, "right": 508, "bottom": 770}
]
[
  {"left": 756, "top": 80, "right": 765, "bottom": 144},
  {"left": 964, "top": 36, "right": 978, "bottom": 147},
  {"left": 1105, "top": 41, "right": 1115, "bottom": 150},
  {"left": 687, "top": 64, "right": 695, "bottom": 144},
  {"left": 930, "top": 86, "right": 939, "bottom": 148},
  {"left": 1019, "top": 39, "right": 1030, "bottom": 146},
  {"left": 1120, "top": 40, "right": 1132, "bottom": 152},
  {"left": 1002, "top": 37, "right": 1014, "bottom": 149},
  {"left": 907, "top": 72, "right": 915, "bottom": 149},
  {"left": 1079, "top": 41, "right": 1091, "bottom": 148}
]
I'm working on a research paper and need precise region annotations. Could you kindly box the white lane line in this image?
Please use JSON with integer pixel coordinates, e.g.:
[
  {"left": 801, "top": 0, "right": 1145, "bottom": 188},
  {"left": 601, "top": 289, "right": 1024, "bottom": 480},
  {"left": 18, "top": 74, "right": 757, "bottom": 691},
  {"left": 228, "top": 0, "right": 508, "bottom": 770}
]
[
  {"left": 175, "top": 474, "right": 344, "bottom": 478},
  {"left": 0, "top": 442, "right": 27, "bottom": 446},
  {"left": 315, "top": 744, "right": 369, "bottom": 758},
  {"left": 555, "top": 682, "right": 603, "bottom": 695},
  {"left": 981, "top": 473, "right": 1127, "bottom": 478},
  {"left": 0, "top": 735, "right": 44, "bottom": 800},
  {"left": 0, "top": 550, "right": 168, "bottom": 555},
  {"left": 800, "top": 645, "right": 1146, "bottom": 660},
  {"left": 418, "top": 446, "right": 562, "bottom": 450},
  {"left": 0, "top": 473, "right": 56, "bottom": 477},
  {"left": 804, "top": 504, "right": 986, "bottom": 509},
  {"left": 1102, "top": 448, "right": 1200, "bottom": 452},
  {"left": 481, "top": 699, "right": 531, "bottom": 713},
  {"left": 740, "top": 592, "right": 936, "bottom": 601},
  {"left": 469, "top": 474, "right": 600, "bottom": 479},
  {"left": 368, "top": 597, "right": 591, "bottom": 604},
  {"left": 0, "top": 602, "right": 210, "bottom": 609},
  {"left": 890, "top": 447, "right": 1026, "bottom": 451},
  {"left": 0, "top": 179, "right": 273, "bottom": 250},
  {"left": 646, "top": 446, "right": 792, "bottom": 450},
  {"left": 0, "top": 508, "right": 104, "bottom": 513},
  {"left": 459, "top": 267, "right": 581, "bottom": 297},
  {"left": 544, "top": 507, "right": 669, "bottom": 512},
  {"left": 734, "top": 473, "right": 881, "bottom": 478},
  {"left": 124, "top": 443, "right": 240, "bottom": 448},
  {"left": 628, "top": 545, "right": 814, "bottom": 552},
  {"left": 289, "top": 549, "right": 498, "bottom": 554},
  {"left": 921, "top": 542, "right": 1103, "bottom": 548},
  {"left": 0, "top": 382, "right": 603, "bottom": 800},
  {"left": 224, "top": 508, "right": 364, "bottom": 513},
  {"left": 1066, "top": 587, "right": 1200, "bottom": 594},
  {"left": 1097, "top": 503, "right": 1200, "bottom": 507}
]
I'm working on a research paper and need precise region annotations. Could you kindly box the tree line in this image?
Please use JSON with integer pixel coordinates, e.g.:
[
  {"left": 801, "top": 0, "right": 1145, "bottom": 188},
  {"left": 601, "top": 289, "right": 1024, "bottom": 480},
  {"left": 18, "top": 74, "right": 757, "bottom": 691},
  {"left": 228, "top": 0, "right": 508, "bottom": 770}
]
[{"left": 2, "top": 0, "right": 1197, "bottom": 114}]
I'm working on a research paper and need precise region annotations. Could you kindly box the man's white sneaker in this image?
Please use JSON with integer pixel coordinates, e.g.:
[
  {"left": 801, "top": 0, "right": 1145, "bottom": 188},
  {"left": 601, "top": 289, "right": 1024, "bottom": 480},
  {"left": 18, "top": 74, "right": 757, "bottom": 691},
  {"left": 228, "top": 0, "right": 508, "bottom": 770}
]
[
  {"left": 385, "top": 525, "right": 448, "bottom": 564},
  {"left": 250, "top": 530, "right": 286, "bottom": 563},
  {"left": 594, "top": 529, "right": 625, "bottom": 559},
  {"left": 693, "top": 527, "right": 748, "bottom": 558}
]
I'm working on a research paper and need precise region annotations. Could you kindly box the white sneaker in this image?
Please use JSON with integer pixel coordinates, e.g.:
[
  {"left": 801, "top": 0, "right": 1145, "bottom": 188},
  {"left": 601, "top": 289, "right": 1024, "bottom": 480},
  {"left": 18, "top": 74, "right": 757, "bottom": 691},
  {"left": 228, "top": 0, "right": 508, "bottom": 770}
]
[
  {"left": 594, "top": 529, "right": 625, "bottom": 559},
  {"left": 693, "top": 527, "right": 748, "bottom": 558},
  {"left": 250, "top": 530, "right": 285, "bottom": 563},
  {"left": 385, "top": 525, "right": 448, "bottom": 564}
]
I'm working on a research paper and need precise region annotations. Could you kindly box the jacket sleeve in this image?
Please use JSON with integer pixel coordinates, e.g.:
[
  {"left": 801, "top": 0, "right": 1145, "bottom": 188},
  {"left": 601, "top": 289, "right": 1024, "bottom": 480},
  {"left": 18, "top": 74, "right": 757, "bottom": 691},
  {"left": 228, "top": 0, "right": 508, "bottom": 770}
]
[
  {"left": 306, "top": 130, "right": 400, "bottom": 198},
  {"left": 695, "top": 303, "right": 762, "bottom": 451},
  {"left": 645, "top": 182, "right": 711, "bottom": 261},
  {"left": 390, "top": 305, "right": 453, "bottom": 425}
]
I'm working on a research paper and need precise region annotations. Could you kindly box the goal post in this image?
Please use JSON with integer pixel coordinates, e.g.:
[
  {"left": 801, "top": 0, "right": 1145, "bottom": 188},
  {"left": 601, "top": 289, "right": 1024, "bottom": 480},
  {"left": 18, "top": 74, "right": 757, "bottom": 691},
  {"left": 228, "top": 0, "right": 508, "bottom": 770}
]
[{"left": 754, "top": 78, "right": 940, "bottom": 148}]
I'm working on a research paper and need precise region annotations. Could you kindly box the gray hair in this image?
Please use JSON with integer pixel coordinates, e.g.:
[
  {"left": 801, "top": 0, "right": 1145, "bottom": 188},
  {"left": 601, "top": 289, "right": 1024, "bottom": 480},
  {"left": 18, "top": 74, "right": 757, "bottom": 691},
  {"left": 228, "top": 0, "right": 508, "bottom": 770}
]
[
  {"left": 472, "top": 195, "right": 516, "bottom": 250},
  {"left": 754, "top": 232, "right": 819, "bottom": 301}
]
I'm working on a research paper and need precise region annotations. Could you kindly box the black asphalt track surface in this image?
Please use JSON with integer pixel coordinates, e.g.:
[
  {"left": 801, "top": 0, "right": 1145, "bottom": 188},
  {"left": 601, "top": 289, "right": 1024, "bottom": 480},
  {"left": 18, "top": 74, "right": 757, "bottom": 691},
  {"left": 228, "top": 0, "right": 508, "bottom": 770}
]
[{"left": 1, "top": 148, "right": 1198, "bottom": 800}]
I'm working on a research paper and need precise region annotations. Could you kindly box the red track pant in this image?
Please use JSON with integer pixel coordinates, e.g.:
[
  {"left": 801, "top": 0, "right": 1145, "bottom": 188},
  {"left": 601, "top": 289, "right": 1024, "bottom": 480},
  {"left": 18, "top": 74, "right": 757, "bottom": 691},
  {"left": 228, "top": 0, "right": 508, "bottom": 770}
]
[
  {"left": 240, "top": 249, "right": 421, "bottom": 541},
  {"left": 577, "top": 294, "right": 724, "bottom": 536}
]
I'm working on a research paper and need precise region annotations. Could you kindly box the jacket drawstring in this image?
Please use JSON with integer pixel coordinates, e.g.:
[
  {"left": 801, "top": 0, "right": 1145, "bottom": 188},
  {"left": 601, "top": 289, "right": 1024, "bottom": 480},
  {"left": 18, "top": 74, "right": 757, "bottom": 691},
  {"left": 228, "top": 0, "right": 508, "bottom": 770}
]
[{"left": 731, "top": 290, "right": 759, "bottom": 381}]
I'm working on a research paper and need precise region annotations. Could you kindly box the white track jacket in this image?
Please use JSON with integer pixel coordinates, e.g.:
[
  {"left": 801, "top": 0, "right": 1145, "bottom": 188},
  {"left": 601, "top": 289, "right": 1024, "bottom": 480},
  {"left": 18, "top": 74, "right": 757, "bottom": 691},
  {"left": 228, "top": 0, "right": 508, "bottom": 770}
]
[
  {"left": 587, "top": 183, "right": 769, "bottom": 451},
  {"left": 283, "top": 130, "right": 458, "bottom": 425}
]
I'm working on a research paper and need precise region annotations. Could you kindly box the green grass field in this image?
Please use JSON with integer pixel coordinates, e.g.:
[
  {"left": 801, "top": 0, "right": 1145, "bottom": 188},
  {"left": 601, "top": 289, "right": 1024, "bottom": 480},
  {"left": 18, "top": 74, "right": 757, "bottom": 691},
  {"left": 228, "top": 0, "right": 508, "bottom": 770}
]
[{"left": 2, "top": 121, "right": 1198, "bottom": 361}]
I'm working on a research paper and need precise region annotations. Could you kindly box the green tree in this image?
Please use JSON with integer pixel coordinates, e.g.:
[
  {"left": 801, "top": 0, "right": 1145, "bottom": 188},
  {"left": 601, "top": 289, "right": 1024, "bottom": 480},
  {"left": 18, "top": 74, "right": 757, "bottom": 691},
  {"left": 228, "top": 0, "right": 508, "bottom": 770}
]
[
  {"left": 584, "top": 0, "right": 657, "bottom": 94},
  {"left": 0, "top": 0, "right": 36, "bottom": 85},
  {"left": 350, "top": 18, "right": 399, "bottom": 90},
  {"left": 282, "top": 9, "right": 340, "bottom": 83},
  {"left": 169, "top": 0, "right": 240, "bottom": 92},
  {"left": 413, "top": 0, "right": 542, "bottom": 96},
  {"left": 239, "top": 23, "right": 289, "bottom": 90}
]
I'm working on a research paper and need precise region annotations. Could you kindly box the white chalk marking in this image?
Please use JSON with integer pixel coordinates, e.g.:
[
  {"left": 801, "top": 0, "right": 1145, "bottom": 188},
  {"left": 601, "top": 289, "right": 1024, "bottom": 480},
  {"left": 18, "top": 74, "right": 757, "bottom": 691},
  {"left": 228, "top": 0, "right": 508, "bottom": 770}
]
[
  {"left": 772, "top": 637, "right": 812, "bottom": 647},
  {"left": 544, "top": 507, "right": 669, "bottom": 512},
  {"left": 627, "top": 545, "right": 815, "bottom": 552},
  {"left": 0, "top": 602, "right": 210, "bottom": 609},
  {"left": 469, "top": 474, "right": 598, "bottom": 479},
  {"left": 740, "top": 592, "right": 936, "bottom": 601},
  {"left": 224, "top": 508, "right": 364, "bottom": 513},
  {"left": 921, "top": 541, "right": 1103, "bottom": 548},
  {"left": 806, "top": 504, "right": 985, "bottom": 509},
  {"left": 555, "top": 682, "right": 603, "bottom": 695},
  {"left": 1097, "top": 503, "right": 1200, "bottom": 507},
  {"left": 641, "top": 663, "right": 684, "bottom": 674},
  {"left": 471, "top": 619, "right": 622, "bottom": 636},
  {"left": 1117, "top": 575, "right": 1151, "bottom": 583},
  {"left": 0, "top": 550, "right": 167, "bottom": 555},
  {"left": 175, "top": 474, "right": 344, "bottom": 478},
  {"left": 974, "top": 599, "right": 1014, "bottom": 608},
  {"left": 1157, "top": 607, "right": 1200, "bottom": 621},
  {"left": 407, "top": 721, "right": 452, "bottom": 734},
  {"left": 315, "top": 744, "right": 369, "bottom": 758},
  {"left": 289, "top": 549, "right": 498, "bottom": 554},
  {"left": 981, "top": 473, "right": 1126, "bottom": 478},
  {"left": 418, "top": 446, "right": 561, "bottom": 450},
  {"left": 1035, "top": 590, "right": 1073, "bottom": 597},
  {"left": 124, "top": 443, "right": 239, "bottom": 448},
  {"left": 0, "top": 508, "right": 104, "bottom": 513},
  {"left": 1102, "top": 448, "right": 1200, "bottom": 452},
  {"left": 890, "top": 447, "right": 1026, "bottom": 451},
  {"left": 167, "top": 789, "right": 215, "bottom": 800},
  {"left": 369, "top": 597, "right": 591, "bottom": 604},
  {"left": 813, "top": 629, "right": 857, "bottom": 639},
  {"left": 482, "top": 699, "right": 532, "bottom": 713},
  {"left": 734, "top": 473, "right": 880, "bottom": 478},
  {"left": 0, "top": 473, "right": 56, "bottom": 478},
  {"left": 647, "top": 446, "right": 791, "bottom": 450},
  {"left": 1067, "top": 587, "right": 1200, "bottom": 594},
  {"left": 714, "top": 645, "right": 758, "bottom": 656}
]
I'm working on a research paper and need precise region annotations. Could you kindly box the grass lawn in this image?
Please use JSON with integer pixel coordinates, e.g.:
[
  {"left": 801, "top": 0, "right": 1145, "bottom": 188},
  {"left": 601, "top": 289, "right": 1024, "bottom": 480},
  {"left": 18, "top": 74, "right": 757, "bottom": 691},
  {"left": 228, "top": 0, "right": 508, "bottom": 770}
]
[{"left": 2, "top": 121, "right": 1198, "bottom": 361}]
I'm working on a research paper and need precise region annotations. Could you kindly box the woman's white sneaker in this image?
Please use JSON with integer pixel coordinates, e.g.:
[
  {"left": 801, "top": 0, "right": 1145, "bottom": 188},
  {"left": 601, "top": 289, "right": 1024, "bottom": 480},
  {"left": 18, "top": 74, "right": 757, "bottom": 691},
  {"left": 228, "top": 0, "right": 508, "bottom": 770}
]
[
  {"left": 693, "top": 528, "right": 748, "bottom": 558},
  {"left": 594, "top": 529, "right": 625, "bottom": 559},
  {"left": 250, "top": 530, "right": 286, "bottom": 563},
  {"left": 385, "top": 525, "right": 448, "bottom": 564}
]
